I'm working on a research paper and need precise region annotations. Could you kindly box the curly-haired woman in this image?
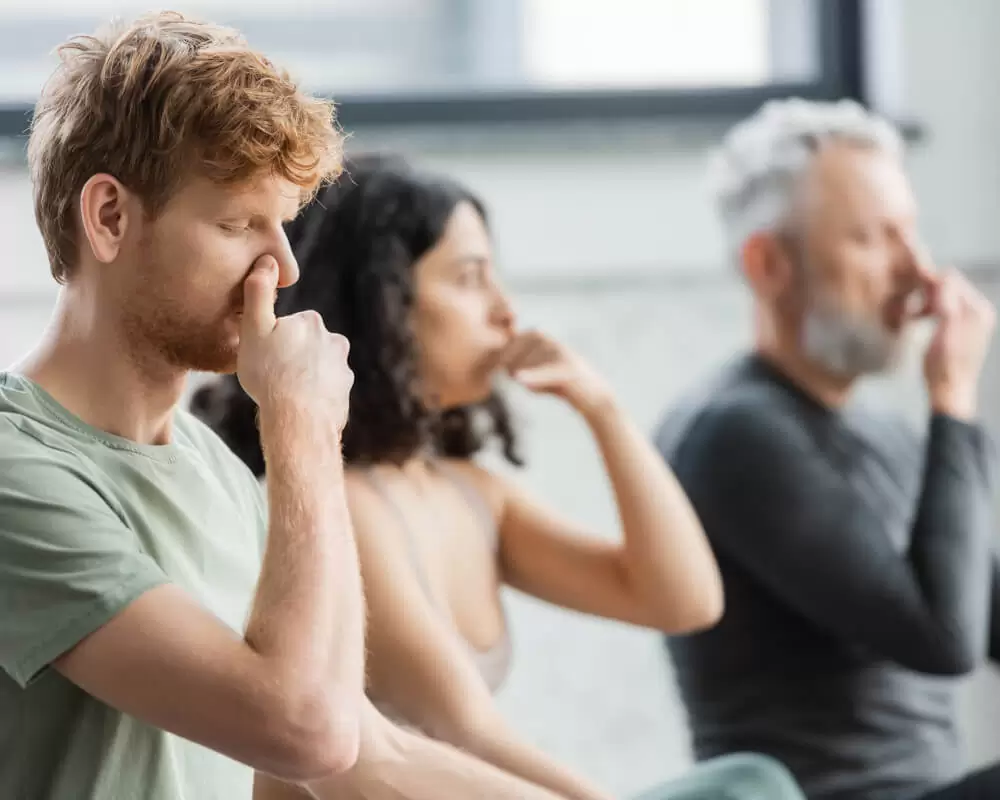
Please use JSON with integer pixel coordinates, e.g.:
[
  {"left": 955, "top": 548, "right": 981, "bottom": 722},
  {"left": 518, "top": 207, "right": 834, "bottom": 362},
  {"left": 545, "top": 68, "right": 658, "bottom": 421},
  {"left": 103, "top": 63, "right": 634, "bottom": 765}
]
[{"left": 193, "top": 156, "right": 793, "bottom": 800}]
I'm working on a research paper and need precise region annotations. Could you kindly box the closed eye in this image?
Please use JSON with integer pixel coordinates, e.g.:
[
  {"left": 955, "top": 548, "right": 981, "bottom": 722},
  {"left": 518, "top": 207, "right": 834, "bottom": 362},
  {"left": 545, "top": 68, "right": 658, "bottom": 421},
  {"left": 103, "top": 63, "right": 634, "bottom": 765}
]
[{"left": 454, "top": 258, "right": 490, "bottom": 287}]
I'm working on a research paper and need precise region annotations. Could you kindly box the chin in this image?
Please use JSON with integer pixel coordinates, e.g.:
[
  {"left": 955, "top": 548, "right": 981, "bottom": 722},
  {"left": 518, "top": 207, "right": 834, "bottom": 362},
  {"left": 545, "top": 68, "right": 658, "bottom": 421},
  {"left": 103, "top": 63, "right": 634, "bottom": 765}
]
[
  {"left": 165, "top": 336, "right": 239, "bottom": 375},
  {"left": 438, "top": 380, "right": 496, "bottom": 410}
]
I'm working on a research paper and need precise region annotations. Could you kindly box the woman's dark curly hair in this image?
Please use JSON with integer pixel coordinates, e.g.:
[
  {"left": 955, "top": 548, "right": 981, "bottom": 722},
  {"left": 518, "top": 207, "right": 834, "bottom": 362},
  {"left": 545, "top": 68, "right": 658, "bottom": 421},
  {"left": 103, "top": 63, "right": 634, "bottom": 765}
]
[{"left": 191, "top": 153, "right": 522, "bottom": 477}]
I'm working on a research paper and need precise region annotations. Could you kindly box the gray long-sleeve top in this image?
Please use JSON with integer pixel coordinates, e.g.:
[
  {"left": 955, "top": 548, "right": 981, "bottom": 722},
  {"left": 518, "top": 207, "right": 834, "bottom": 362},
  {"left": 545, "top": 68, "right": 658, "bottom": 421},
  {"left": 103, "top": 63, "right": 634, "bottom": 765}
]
[{"left": 655, "top": 354, "right": 997, "bottom": 800}]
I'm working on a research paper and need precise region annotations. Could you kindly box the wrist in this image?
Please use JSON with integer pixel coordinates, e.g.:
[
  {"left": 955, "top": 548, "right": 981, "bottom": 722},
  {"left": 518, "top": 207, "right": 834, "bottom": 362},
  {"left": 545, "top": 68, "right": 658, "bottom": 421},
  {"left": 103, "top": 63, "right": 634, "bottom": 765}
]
[
  {"left": 929, "top": 384, "right": 978, "bottom": 422},
  {"left": 571, "top": 386, "right": 620, "bottom": 423},
  {"left": 258, "top": 399, "right": 344, "bottom": 464}
]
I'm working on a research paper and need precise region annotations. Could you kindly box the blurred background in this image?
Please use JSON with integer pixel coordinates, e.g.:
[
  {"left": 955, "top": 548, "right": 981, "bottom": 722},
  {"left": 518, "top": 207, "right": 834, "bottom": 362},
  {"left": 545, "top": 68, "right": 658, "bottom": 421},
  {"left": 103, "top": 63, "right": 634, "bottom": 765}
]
[{"left": 1, "top": 1, "right": 998, "bottom": 796}]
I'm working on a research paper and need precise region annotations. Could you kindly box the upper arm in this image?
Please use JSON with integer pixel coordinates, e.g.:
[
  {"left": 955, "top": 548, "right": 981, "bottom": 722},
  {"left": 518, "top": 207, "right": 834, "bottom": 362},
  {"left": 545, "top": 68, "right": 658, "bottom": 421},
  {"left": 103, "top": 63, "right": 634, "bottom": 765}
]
[
  {"left": 0, "top": 444, "right": 168, "bottom": 687},
  {"left": 345, "top": 473, "right": 501, "bottom": 740},
  {"left": 492, "top": 472, "right": 660, "bottom": 627},
  {"left": 670, "top": 401, "right": 981, "bottom": 673},
  {"left": 0, "top": 441, "right": 340, "bottom": 781}
]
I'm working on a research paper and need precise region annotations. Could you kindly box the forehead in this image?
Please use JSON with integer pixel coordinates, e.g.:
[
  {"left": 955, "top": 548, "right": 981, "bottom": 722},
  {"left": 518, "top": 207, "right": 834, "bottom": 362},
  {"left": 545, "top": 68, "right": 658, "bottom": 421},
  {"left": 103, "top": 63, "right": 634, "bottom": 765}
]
[
  {"left": 164, "top": 173, "right": 303, "bottom": 219},
  {"left": 415, "top": 201, "right": 491, "bottom": 281},
  {"left": 438, "top": 200, "right": 489, "bottom": 246},
  {"left": 799, "top": 142, "right": 914, "bottom": 218}
]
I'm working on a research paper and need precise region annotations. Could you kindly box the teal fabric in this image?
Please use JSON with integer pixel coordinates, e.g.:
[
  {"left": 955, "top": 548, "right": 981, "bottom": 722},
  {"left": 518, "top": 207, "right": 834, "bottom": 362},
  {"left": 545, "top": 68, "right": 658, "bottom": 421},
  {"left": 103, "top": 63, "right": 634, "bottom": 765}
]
[{"left": 634, "top": 754, "right": 806, "bottom": 800}]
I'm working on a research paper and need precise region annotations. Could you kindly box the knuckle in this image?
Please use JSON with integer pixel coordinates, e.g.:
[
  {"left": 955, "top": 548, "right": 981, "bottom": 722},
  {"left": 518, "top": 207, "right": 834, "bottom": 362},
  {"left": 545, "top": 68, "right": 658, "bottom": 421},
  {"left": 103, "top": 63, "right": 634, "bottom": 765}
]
[
  {"left": 330, "top": 332, "right": 350, "bottom": 351},
  {"left": 302, "top": 310, "right": 324, "bottom": 328}
]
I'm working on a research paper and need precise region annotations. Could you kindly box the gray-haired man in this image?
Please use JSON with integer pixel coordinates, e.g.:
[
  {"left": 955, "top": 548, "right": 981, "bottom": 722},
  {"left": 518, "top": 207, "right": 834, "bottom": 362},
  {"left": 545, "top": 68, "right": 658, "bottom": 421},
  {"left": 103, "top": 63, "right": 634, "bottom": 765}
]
[{"left": 656, "top": 99, "right": 999, "bottom": 800}]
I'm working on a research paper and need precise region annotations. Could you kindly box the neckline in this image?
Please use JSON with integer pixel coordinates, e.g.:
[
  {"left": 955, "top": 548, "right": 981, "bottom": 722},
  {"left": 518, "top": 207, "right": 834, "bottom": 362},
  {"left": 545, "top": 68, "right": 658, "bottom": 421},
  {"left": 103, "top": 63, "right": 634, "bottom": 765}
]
[
  {"left": 2, "top": 372, "right": 182, "bottom": 463},
  {"left": 744, "top": 353, "right": 843, "bottom": 418}
]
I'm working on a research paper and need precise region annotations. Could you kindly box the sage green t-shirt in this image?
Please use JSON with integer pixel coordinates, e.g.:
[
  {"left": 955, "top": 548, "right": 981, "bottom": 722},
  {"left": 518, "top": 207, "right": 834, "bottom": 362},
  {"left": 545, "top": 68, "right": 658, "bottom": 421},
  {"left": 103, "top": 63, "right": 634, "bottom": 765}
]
[{"left": 0, "top": 372, "right": 268, "bottom": 799}]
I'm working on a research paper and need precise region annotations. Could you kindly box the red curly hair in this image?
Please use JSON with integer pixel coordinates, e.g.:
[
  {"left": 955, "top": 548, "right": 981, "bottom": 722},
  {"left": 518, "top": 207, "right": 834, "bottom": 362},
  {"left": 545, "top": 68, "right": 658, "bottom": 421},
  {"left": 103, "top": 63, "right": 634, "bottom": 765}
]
[{"left": 27, "top": 10, "right": 344, "bottom": 282}]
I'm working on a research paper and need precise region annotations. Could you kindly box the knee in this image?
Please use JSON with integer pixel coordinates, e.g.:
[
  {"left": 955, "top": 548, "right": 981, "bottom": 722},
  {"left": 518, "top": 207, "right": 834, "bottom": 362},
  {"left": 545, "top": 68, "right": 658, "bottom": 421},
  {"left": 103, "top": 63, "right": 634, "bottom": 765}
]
[
  {"left": 709, "top": 753, "right": 802, "bottom": 795},
  {"left": 635, "top": 753, "right": 804, "bottom": 800}
]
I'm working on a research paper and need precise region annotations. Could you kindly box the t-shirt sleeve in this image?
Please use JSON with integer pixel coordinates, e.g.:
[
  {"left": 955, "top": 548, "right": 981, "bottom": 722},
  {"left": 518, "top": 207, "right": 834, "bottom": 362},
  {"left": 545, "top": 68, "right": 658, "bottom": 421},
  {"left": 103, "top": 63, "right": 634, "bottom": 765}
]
[{"left": 0, "top": 430, "right": 168, "bottom": 688}]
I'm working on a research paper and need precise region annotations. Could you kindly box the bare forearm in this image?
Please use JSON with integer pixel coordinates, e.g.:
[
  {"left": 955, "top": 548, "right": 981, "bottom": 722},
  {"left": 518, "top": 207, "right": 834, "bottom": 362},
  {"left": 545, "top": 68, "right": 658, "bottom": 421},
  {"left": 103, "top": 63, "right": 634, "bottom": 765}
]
[
  {"left": 308, "top": 705, "right": 566, "bottom": 800},
  {"left": 583, "top": 399, "right": 722, "bottom": 629},
  {"left": 250, "top": 401, "right": 365, "bottom": 701},
  {"left": 457, "top": 721, "right": 611, "bottom": 800}
]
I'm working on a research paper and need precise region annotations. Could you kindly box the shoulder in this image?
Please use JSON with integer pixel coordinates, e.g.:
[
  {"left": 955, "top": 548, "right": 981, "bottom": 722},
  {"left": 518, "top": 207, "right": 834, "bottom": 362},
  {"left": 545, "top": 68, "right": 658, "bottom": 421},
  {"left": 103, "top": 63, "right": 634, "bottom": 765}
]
[
  {"left": 0, "top": 412, "right": 109, "bottom": 500},
  {"left": 0, "top": 416, "right": 132, "bottom": 545},
  {"left": 656, "top": 375, "right": 807, "bottom": 469}
]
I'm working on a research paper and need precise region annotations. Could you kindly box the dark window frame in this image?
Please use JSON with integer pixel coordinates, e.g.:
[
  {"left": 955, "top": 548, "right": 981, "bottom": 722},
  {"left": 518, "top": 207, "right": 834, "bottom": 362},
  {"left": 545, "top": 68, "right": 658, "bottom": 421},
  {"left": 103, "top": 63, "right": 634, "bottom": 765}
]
[{"left": 0, "top": 0, "right": 872, "bottom": 138}]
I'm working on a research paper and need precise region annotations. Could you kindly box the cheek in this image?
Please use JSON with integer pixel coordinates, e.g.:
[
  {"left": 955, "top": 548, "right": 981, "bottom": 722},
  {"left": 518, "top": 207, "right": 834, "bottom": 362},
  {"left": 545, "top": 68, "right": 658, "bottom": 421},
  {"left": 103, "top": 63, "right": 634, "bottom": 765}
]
[
  {"left": 814, "top": 244, "right": 879, "bottom": 308},
  {"left": 415, "top": 290, "right": 468, "bottom": 336},
  {"left": 156, "top": 234, "right": 252, "bottom": 317},
  {"left": 414, "top": 301, "right": 480, "bottom": 369},
  {"left": 847, "top": 254, "right": 895, "bottom": 309},
  {"left": 192, "top": 232, "right": 259, "bottom": 293}
]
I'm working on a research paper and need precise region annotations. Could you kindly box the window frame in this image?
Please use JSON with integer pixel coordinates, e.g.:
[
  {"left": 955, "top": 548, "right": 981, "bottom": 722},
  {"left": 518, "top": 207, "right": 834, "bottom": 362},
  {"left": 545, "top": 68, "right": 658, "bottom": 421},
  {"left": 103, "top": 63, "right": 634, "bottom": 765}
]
[{"left": 0, "top": 0, "right": 868, "bottom": 138}]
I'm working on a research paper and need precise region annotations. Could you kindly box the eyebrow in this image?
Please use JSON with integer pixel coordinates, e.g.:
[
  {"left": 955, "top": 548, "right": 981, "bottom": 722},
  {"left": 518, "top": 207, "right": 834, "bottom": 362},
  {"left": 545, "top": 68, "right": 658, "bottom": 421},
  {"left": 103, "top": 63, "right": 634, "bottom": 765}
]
[
  {"left": 219, "top": 207, "right": 300, "bottom": 225},
  {"left": 450, "top": 254, "right": 490, "bottom": 267}
]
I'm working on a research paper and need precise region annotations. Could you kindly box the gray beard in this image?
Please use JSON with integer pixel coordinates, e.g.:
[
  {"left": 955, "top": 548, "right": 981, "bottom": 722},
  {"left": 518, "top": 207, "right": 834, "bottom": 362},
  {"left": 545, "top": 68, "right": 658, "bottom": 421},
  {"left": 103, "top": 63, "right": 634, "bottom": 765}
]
[{"left": 801, "top": 296, "right": 902, "bottom": 377}]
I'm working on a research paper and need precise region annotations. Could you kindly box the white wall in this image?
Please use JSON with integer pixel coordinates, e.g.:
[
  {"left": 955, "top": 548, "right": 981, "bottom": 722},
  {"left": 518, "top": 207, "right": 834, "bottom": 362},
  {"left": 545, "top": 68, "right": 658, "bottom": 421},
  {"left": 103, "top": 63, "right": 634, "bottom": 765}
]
[{"left": 1, "top": 0, "right": 999, "bottom": 796}]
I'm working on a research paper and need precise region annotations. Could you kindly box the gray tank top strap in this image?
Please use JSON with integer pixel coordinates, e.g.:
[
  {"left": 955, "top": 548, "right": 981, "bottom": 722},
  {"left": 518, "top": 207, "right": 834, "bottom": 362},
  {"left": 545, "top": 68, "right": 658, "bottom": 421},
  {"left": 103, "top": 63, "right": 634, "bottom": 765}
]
[{"left": 360, "top": 468, "right": 438, "bottom": 604}]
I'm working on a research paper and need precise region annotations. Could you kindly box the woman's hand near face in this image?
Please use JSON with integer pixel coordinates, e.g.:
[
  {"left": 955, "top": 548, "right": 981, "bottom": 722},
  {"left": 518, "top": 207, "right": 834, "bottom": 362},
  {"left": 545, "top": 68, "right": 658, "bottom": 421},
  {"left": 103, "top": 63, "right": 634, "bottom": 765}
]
[
  {"left": 494, "top": 332, "right": 724, "bottom": 636},
  {"left": 502, "top": 330, "right": 614, "bottom": 420}
]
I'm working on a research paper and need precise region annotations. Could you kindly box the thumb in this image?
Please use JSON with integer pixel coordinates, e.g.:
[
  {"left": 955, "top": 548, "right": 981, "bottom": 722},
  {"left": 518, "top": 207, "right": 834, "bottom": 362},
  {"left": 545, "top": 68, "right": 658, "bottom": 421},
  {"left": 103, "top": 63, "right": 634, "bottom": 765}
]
[{"left": 241, "top": 256, "right": 279, "bottom": 340}]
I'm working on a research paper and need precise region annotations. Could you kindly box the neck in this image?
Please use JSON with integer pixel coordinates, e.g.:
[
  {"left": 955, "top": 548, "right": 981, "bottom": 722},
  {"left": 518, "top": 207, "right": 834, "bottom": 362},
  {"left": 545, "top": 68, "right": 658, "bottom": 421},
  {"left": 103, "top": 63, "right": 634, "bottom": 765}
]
[
  {"left": 754, "top": 305, "right": 855, "bottom": 409},
  {"left": 13, "top": 284, "right": 187, "bottom": 445}
]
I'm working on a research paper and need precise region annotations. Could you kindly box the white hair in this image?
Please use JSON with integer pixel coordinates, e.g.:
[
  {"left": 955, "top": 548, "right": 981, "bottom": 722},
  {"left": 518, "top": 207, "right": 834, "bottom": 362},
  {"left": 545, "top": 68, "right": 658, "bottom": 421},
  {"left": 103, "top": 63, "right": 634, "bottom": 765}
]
[{"left": 709, "top": 98, "right": 905, "bottom": 267}]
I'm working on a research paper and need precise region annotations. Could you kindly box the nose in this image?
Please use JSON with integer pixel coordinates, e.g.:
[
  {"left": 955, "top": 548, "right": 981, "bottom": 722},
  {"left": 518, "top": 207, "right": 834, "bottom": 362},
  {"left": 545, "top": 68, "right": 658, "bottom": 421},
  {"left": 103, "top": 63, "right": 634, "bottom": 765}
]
[
  {"left": 490, "top": 284, "right": 516, "bottom": 334},
  {"left": 272, "top": 227, "right": 300, "bottom": 289},
  {"left": 897, "top": 229, "right": 935, "bottom": 288}
]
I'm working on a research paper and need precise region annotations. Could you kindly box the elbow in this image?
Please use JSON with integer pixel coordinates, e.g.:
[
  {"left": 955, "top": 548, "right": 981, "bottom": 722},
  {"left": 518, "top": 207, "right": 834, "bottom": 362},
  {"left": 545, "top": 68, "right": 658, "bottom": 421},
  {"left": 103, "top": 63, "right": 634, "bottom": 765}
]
[
  {"left": 896, "top": 625, "right": 986, "bottom": 676},
  {"left": 262, "top": 683, "right": 362, "bottom": 782},
  {"left": 671, "top": 590, "right": 725, "bottom": 634},
  {"left": 693, "top": 586, "right": 726, "bottom": 631},
  {"left": 650, "top": 576, "right": 725, "bottom": 635},
  {"left": 686, "top": 562, "right": 726, "bottom": 631},
  {"left": 917, "top": 641, "right": 980, "bottom": 677}
]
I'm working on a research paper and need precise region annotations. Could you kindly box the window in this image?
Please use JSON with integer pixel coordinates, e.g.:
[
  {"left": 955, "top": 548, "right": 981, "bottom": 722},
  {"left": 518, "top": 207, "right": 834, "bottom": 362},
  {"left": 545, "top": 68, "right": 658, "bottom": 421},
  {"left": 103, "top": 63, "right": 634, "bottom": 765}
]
[{"left": 0, "top": 0, "right": 867, "bottom": 135}]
